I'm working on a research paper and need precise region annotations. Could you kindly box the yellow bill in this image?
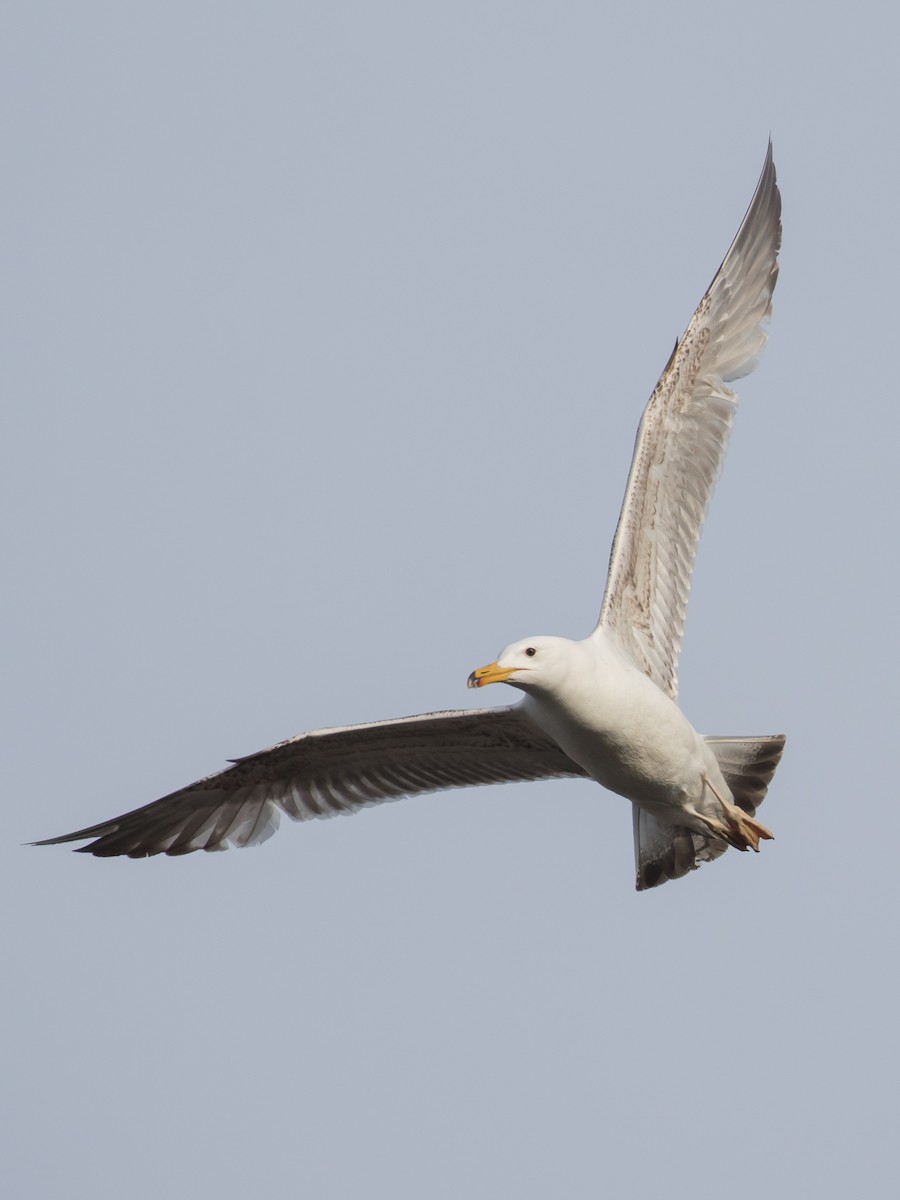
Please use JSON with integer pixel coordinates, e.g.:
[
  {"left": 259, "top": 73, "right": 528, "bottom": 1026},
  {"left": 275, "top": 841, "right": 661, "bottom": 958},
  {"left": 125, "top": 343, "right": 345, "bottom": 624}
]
[{"left": 467, "top": 661, "right": 515, "bottom": 689}]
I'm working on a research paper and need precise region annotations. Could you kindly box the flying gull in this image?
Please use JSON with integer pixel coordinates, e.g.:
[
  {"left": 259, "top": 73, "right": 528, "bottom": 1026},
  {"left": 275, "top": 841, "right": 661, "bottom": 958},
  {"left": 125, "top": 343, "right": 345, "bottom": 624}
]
[{"left": 37, "top": 144, "right": 785, "bottom": 889}]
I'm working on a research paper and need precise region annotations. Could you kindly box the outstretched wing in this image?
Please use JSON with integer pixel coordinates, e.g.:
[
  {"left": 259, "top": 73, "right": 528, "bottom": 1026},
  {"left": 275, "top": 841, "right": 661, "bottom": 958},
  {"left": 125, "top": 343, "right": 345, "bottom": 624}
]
[
  {"left": 34, "top": 706, "right": 587, "bottom": 857},
  {"left": 595, "top": 144, "right": 781, "bottom": 698}
]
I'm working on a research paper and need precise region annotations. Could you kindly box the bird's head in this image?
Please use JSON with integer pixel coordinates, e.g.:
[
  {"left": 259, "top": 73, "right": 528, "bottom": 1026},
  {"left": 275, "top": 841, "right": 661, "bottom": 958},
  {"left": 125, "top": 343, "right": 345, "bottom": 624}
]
[{"left": 467, "top": 636, "right": 578, "bottom": 696}]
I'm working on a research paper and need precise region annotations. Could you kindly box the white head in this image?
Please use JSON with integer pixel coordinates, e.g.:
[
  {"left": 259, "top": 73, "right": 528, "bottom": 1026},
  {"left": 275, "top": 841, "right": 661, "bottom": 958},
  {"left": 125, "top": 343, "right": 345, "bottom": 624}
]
[{"left": 467, "top": 635, "right": 580, "bottom": 696}]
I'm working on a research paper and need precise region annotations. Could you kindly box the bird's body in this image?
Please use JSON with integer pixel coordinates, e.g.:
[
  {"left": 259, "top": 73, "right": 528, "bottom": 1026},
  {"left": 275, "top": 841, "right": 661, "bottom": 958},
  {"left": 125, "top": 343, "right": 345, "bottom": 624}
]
[
  {"left": 37, "top": 144, "right": 785, "bottom": 889},
  {"left": 517, "top": 634, "right": 721, "bottom": 818},
  {"left": 473, "top": 632, "right": 774, "bottom": 869}
]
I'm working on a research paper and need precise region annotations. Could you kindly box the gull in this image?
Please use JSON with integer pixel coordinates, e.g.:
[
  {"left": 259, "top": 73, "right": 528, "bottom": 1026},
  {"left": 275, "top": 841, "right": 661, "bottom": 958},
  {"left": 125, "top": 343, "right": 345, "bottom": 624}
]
[{"left": 37, "top": 144, "right": 785, "bottom": 889}]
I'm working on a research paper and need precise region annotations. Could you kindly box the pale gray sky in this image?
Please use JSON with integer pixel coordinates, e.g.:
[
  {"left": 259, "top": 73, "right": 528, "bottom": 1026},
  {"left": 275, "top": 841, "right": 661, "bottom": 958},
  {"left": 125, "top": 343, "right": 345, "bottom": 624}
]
[{"left": 4, "top": 3, "right": 898, "bottom": 1197}]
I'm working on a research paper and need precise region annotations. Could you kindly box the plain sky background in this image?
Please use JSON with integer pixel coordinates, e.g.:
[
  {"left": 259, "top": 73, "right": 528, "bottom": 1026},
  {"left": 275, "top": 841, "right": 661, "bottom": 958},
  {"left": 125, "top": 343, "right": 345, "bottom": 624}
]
[{"left": 4, "top": 3, "right": 898, "bottom": 1197}]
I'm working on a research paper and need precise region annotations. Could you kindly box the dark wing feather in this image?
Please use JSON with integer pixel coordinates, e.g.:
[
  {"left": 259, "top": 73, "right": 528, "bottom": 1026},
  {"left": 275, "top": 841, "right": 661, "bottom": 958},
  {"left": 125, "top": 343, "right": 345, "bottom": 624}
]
[{"left": 34, "top": 706, "right": 587, "bottom": 857}]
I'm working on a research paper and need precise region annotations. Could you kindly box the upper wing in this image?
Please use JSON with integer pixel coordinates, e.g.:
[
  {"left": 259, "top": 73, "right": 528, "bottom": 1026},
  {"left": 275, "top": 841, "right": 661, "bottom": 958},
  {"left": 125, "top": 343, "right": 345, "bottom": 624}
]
[
  {"left": 34, "top": 706, "right": 588, "bottom": 857},
  {"left": 595, "top": 143, "right": 781, "bottom": 698}
]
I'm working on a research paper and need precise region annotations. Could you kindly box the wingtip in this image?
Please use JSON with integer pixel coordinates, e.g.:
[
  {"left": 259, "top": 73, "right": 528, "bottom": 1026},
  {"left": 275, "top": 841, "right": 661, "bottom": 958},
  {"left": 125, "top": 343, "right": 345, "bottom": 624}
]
[{"left": 29, "top": 824, "right": 120, "bottom": 852}]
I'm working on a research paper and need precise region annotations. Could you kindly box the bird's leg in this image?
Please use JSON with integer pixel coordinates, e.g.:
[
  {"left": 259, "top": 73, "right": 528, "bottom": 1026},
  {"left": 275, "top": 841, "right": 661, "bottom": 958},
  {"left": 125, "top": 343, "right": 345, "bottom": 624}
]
[
  {"left": 700, "top": 775, "right": 775, "bottom": 853},
  {"left": 693, "top": 811, "right": 740, "bottom": 848}
]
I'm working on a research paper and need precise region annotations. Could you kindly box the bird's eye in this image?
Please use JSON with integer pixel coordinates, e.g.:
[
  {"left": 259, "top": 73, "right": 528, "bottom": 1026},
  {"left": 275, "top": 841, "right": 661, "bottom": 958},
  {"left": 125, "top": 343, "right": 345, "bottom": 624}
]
[{"left": 525, "top": 646, "right": 537, "bottom": 657}]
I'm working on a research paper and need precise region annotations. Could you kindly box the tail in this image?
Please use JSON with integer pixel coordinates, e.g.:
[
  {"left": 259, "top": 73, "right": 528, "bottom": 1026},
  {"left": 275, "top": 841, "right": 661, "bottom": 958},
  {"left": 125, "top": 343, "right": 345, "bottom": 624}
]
[
  {"left": 705, "top": 734, "right": 786, "bottom": 817},
  {"left": 633, "top": 734, "right": 786, "bottom": 891}
]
